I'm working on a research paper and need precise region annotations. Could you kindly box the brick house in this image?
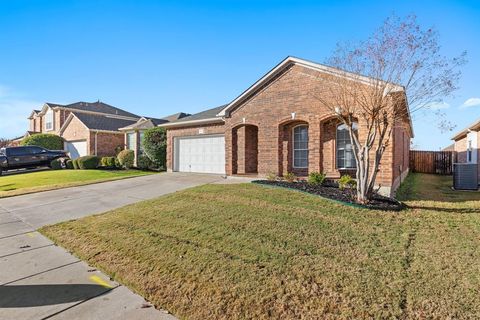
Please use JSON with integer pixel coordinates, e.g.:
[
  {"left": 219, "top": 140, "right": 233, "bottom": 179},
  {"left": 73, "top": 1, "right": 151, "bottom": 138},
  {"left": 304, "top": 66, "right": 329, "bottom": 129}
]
[
  {"left": 160, "top": 57, "right": 413, "bottom": 196},
  {"left": 452, "top": 117, "right": 480, "bottom": 180},
  {"left": 119, "top": 113, "right": 189, "bottom": 165},
  {"left": 17, "top": 101, "right": 187, "bottom": 160}
]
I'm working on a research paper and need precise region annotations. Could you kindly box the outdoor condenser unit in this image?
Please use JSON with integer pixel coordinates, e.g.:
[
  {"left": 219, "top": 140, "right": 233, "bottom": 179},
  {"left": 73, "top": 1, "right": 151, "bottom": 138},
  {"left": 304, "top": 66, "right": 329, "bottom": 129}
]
[{"left": 453, "top": 163, "right": 478, "bottom": 190}]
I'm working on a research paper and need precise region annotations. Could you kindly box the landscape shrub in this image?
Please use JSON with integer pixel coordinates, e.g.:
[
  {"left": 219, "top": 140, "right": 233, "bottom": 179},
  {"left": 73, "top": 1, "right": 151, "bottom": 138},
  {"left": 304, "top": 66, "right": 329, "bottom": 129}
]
[
  {"left": 266, "top": 172, "right": 277, "bottom": 181},
  {"left": 65, "top": 160, "right": 74, "bottom": 169},
  {"left": 142, "top": 127, "right": 166, "bottom": 169},
  {"left": 308, "top": 172, "right": 326, "bottom": 185},
  {"left": 72, "top": 159, "right": 79, "bottom": 170},
  {"left": 137, "top": 155, "right": 153, "bottom": 170},
  {"left": 77, "top": 156, "right": 100, "bottom": 170},
  {"left": 284, "top": 172, "right": 297, "bottom": 183},
  {"left": 101, "top": 156, "right": 117, "bottom": 168},
  {"left": 117, "top": 150, "right": 135, "bottom": 169},
  {"left": 50, "top": 159, "right": 63, "bottom": 170},
  {"left": 21, "top": 134, "right": 64, "bottom": 150},
  {"left": 338, "top": 175, "right": 357, "bottom": 190}
]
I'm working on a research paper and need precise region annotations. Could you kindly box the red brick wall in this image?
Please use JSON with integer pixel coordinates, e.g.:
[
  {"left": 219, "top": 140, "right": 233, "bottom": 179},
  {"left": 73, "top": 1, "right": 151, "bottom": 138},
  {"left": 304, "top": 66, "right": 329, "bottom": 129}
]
[
  {"left": 61, "top": 116, "right": 122, "bottom": 157},
  {"left": 89, "top": 131, "right": 124, "bottom": 157},
  {"left": 166, "top": 64, "right": 411, "bottom": 192},
  {"left": 61, "top": 116, "right": 89, "bottom": 142}
]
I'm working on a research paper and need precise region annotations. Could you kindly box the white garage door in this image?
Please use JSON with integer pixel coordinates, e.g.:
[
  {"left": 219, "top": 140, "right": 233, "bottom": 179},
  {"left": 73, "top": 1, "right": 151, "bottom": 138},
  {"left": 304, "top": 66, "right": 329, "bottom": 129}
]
[
  {"left": 65, "top": 140, "right": 87, "bottom": 159},
  {"left": 175, "top": 135, "right": 225, "bottom": 174}
]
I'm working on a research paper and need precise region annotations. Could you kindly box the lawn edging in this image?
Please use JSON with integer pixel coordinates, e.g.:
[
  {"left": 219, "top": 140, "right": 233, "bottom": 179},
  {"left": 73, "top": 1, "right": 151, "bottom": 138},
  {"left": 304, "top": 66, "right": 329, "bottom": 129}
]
[{"left": 252, "top": 180, "right": 406, "bottom": 211}]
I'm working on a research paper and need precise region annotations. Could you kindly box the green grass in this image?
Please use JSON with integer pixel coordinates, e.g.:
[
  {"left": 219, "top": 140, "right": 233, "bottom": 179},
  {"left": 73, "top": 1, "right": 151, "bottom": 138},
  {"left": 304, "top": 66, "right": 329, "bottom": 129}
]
[
  {"left": 0, "top": 169, "right": 155, "bottom": 198},
  {"left": 40, "top": 174, "right": 480, "bottom": 319}
]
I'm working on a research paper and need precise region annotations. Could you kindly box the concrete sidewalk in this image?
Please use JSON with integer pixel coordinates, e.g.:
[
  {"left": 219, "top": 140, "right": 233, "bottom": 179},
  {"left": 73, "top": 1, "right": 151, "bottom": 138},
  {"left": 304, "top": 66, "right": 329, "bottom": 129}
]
[{"left": 0, "top": 172, "right": 223, "bottom": 320}]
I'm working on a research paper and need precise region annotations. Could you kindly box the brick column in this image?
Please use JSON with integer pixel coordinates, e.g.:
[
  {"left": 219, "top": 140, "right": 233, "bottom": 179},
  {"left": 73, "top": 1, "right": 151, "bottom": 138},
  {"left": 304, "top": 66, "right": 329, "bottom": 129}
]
[
  {"left": 225, "top": 128, "right": 234, "bottom": 175},
  {"left": 308, "top": 119, "right": 322, "bottom": 174}
]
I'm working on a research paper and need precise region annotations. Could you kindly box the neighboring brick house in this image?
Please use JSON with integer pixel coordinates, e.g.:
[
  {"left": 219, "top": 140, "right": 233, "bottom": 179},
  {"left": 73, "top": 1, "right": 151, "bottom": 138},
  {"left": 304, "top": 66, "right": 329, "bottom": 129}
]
[
  {"left": 160, "top": 57, "right": 413, "bottom": 196},
  {"left": 119, "top": 113, "right": 189, "bottom": 165},
  {"left": 452, "top": 118, "right": 480, "bottom": 180},
  {"left": 18, "top": 101, "right": 187, "bottom": 160},
  {"left": 20, "top": 101, "right": 141, "bottom": 158}
]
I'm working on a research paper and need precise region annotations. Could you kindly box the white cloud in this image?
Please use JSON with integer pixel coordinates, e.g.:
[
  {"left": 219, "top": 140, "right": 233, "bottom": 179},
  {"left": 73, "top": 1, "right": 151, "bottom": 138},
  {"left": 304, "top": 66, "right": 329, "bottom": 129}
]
[
  {"left": 0, "top": 85, "right": 42, "bottom": 139},
  {"left": 460, "top": 97, "right": 480, "bottom": 108},
  {"left": 424, "top": 101, "right": 450, "bottom": 110}
]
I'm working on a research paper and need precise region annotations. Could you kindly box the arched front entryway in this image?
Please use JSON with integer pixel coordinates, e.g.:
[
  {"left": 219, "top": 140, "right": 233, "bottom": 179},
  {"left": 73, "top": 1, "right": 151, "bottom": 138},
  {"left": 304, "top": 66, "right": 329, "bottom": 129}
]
[{"left": 232, "top": 124, "right": 258, "bottom": 175}]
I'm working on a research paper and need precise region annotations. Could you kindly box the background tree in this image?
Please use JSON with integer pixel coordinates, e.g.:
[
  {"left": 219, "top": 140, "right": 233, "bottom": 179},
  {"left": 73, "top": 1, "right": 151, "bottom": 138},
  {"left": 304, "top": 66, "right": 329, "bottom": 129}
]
[
  {"left": 315, "top": 15, "right": 466, "bottom": 203},
  {"left": 21, "top": 133, "right": 64, "bottom": 150},
  {"left": 142, "top": 127, "right": 167, "bottom": 169},
  {"left": 0, "top": 138, "right": 11, "bottom": 148}
]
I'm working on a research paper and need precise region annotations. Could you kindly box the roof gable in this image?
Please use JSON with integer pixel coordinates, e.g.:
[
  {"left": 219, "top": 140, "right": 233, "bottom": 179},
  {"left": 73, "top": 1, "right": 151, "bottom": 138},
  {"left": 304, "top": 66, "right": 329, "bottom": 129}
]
[
  {"left": 217, "top": 56, "right": 405, "bottom": 117},
  {"left": 60, "top": 112, "right": 137, "bottom": 134}
]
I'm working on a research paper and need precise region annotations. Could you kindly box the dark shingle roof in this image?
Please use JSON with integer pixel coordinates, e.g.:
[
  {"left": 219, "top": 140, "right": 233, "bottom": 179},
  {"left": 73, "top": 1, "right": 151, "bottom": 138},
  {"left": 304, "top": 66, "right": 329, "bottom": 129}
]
[
  {"left": 168, "top": 105, "right": 226, "bottom": 124},
  {"left": 161, "top": 112, "right": 190, "bottom": 122},
  {"left": 63, "top": 101, "right": 140, "bottom": 118},
  {"left": 73, "top": 112, "right": 137, "bottom": 132}
]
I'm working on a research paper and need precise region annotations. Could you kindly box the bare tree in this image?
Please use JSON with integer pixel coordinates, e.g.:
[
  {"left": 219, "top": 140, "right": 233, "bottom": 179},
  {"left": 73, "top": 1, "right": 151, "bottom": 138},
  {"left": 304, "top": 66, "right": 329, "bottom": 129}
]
[
  {"left": 314, "top": 15, "right": 466, "bottom": 203},
  {"left": 0, "top": 138, "right": 11, "bottom": 148}
]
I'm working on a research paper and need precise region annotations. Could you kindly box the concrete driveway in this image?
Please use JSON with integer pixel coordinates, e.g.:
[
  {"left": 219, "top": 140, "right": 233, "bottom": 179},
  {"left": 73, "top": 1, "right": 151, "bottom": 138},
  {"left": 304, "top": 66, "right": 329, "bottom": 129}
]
[{"left": 0, "top": 172, "right": 223, "bottom": 320}]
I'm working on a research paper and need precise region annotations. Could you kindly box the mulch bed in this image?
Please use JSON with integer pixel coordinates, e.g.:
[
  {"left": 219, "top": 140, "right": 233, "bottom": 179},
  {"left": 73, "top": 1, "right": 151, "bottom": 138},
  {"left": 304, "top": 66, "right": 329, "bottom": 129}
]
[{"left": 253, "top": 180, "right": 405, "bottom": 211}]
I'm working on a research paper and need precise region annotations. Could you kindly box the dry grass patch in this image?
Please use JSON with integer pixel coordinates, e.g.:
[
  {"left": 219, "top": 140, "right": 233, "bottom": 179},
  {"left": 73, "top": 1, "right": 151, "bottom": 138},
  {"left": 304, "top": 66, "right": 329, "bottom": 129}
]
[{"left": 41, "top": 176, "right": 480, "bottom": 319}]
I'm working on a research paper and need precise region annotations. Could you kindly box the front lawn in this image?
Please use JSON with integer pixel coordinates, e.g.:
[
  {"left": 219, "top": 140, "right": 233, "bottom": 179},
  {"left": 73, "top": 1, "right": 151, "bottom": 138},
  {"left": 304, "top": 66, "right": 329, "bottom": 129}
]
[
  {"left": 0, "top": 169, "right": 155, "bottom": 198},
  {"left": 40, "top": 174, "right": 480, "bottom": 319}
]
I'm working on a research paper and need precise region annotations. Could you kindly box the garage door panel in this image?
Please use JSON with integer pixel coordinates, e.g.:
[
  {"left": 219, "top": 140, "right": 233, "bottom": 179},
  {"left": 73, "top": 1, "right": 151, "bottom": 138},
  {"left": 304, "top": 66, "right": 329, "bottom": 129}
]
[
  {"left": 65, "top": 140, "right": 87, "bottom": 159},
  {"left": 176, "top": 135, "right": 225, "bottom": 174}
]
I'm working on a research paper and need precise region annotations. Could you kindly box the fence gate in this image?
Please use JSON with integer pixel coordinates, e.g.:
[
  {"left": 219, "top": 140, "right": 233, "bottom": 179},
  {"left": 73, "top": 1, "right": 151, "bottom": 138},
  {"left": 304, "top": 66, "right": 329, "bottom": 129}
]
[{"left": 409, "top": 150, "right": 457, "bottom": 175}]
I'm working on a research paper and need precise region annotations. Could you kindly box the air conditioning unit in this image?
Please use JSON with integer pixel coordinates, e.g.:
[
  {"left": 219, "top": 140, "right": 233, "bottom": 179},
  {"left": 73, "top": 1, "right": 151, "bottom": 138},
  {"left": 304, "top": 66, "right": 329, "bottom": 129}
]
[{"left": 453, "top": 163, "right": 478, "bottom": 190}]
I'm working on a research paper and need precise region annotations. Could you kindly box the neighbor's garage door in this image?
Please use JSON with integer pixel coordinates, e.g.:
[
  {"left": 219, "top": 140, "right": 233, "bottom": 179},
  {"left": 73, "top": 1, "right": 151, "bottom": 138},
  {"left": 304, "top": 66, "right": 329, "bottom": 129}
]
[
  {"left": 65, "top": 140, "right": 87, "bottom": 159},
  {"left": 175, "top": 135, "right": 225, "bottom": 174}
]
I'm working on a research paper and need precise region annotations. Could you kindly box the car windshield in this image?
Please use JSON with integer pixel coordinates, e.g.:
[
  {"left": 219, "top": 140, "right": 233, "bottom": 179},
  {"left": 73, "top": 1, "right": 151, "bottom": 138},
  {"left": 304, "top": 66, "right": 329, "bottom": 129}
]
[{"left": 0, "top": 148, "right": 5, "bottom": 155}]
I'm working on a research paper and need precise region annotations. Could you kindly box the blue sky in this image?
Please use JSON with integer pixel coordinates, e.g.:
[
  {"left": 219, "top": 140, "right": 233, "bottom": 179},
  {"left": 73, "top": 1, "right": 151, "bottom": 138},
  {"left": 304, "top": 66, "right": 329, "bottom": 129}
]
[{"left": 0, "top": 0, "right": 478, "bottom": 149}]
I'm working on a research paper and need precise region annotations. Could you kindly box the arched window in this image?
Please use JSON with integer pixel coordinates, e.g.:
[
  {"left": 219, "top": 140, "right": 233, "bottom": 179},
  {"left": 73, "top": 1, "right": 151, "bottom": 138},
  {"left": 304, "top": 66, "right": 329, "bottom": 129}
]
[
  {"left": 293, "top": 125, "right": 308, "bottom": 168},
  {"left": 336, "top": 123, "right": 358, "bottom": 169}
]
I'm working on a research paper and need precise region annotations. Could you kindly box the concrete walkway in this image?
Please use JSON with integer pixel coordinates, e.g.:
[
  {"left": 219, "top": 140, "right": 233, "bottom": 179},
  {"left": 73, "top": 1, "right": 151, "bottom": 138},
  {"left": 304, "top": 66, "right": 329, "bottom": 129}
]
[{"left": 0, "top": 172, "right": 223, "bottom": 320}]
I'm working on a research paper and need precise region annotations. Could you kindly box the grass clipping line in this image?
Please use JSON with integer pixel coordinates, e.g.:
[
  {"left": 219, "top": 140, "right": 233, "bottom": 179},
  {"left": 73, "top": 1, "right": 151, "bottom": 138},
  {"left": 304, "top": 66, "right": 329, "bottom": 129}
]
[{"left": 40, "top": 179, "right": 480, "bottom": 319}]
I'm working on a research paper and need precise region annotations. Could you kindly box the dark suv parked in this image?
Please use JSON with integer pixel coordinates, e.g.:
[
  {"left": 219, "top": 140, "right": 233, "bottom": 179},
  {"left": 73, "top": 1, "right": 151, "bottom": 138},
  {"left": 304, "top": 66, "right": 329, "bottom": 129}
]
[{"left": 0, "top": 146, "right": 67, "bottom": 175}]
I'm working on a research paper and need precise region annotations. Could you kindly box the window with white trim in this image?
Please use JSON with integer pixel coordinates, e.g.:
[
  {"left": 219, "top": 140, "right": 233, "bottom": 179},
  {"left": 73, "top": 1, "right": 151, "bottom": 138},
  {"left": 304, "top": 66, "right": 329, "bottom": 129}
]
[
  {"left": 126, "top": 132, "right": 135, "bottom": 150},
  {"left": 336, "top": 123, "right": 358, "bottom": 169},
  {"left": 45, "top": 108, "right": 54, "bottom": 131},
  {"left": 467, "top": 140, "right": 472, "bottom": 163},
  {"left": 293, "top": 125, "right": 308, "bottom": 168}
]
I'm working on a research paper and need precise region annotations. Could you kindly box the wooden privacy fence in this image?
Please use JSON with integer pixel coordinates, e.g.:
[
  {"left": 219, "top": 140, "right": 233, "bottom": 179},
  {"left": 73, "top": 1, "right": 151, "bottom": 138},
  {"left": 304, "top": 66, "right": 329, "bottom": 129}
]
[{"left": 409, "top": 150, "right": 457, "bottom": 175}]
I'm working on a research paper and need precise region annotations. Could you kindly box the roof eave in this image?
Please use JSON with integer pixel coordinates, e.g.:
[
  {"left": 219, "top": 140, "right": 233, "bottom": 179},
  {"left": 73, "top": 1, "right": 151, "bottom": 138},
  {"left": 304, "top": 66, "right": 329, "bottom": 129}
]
[{"left": 158, "top": 117, "right": 224, "bottom": 128}]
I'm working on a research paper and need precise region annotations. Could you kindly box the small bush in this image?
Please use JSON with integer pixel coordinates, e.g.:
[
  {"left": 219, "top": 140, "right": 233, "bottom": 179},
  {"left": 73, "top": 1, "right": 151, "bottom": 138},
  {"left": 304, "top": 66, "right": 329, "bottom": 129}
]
[
  {"left": 77, "top": 156, "right": 100, "bottom": 170},
  {"left": 72, "top": 159, "right": 79, "bottom": 170},
  {"left": 65, "top": 160, "right": 74, "bottom": 169},
  {"left": 50, "top": 159, "right": 63, "bottom": 170},
  {"left": 266, "top": 172, "right": 278, "bottom": 181},
  {"left": 284, "top": 172, "right": 297, "bottom": 183},
  {"left": 21, "top": 133, "right": 64, "bottom": 150},
  {"left": 101, "top": 156, "right": 117, "bottom": 168},
  {"left": 338, "top": 175, "right": 357, "bottom": 190},
  {"left": 117, "top": 149, "right": 135, "bottom": 169},
  {"left": 308, "top": 172, "right": 326, "bottom": 185},
  {"left": 137, "top": 155, "right": 153, "bottom": 170}
]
